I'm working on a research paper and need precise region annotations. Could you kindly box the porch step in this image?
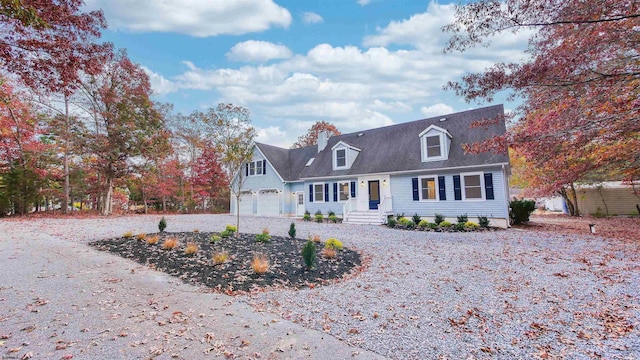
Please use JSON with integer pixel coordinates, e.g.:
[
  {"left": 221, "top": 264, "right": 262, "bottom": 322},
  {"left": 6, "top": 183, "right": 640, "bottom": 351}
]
[{"left": 343, "top": 211, "right": 383, "bottom": 225}]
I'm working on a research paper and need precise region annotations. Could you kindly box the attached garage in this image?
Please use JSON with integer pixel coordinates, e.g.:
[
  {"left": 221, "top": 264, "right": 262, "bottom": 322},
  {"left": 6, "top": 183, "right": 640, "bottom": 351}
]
[
  {"left": 238, "top": 192, "right": 254, "bottom": 216},
  {"left": 257, "top": 189, "right": 280, "bottom": 217}
]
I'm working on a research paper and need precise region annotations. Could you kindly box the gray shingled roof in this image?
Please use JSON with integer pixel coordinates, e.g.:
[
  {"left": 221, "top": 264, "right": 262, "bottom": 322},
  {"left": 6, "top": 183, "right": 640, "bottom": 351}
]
[{"left": 257, "top": 105, "right": 509, "bottom": 181}]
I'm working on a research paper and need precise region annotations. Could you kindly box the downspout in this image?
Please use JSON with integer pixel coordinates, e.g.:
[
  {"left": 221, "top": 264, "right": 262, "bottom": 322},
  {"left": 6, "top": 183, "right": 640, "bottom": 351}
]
[{"left": 282, "top": 182, "right": 287, "bottom": 217}]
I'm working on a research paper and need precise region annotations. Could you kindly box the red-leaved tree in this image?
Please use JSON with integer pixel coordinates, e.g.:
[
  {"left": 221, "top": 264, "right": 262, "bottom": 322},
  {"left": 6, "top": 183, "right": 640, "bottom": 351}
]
[{"left": 292, "top": 121, "right": 341, "bottom": 149}]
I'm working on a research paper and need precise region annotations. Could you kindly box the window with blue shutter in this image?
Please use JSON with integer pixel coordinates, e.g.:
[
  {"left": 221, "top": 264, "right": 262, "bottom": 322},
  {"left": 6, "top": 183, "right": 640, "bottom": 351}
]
[
  {"left": 324, "top": 183, "right": 329, "bottom": 202},
  {"left": 453, "top": 175, "right": 462, "bottom": 200},
  {"left": 484, "top": 173, "right": 494, "bottom": 200},
  {"left": 333, "top": 183, "right": 338, "bottom": 202},
  {"left": 262, "top": 160, "right": 266, "bottom": 175},
  {"left": 245, "top": 163, "right": 249, "bottom": 176},
  {"left": 309, "top": 184, "right": 313, "bottom": 202},
  {"left": 350, "top": 181, "right": 356, "bottom": 198},
  {"left": 438, "top": 176, "right": 446, "bottom": 201},
  {"left": 412, "top": 178, "right": 419, "bottom": 201}
]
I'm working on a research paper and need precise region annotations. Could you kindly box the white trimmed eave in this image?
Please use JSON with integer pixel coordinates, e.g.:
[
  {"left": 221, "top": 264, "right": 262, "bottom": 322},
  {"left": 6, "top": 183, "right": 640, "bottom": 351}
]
[
  {"left": 418, "top": 124, "right": 453, "bottom": 138},
  {"left": 254, "top": 144, "right": 286, "bottom": 183},
  {"left": 331, "top": 141, "right": 361, "bottom": 152}
]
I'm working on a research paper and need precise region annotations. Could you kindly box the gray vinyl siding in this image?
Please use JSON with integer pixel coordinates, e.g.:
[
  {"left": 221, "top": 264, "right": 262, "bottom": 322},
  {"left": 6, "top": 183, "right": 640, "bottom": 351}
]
[
  {"left": 390, "top": 168, "right": 508, "bottom": 219},
  {"left": 304, "top": 179, "right": 356, "bottom": 216}
]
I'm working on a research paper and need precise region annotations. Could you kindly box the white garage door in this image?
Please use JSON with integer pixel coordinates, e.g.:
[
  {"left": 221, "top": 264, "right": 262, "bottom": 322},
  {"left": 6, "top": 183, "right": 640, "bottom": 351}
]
[
  {"left": 257, "top": 190, "right": 279, "bottom": 217},
  {"left": 238, "top": 193, "right": 253, "bottom": 215}
]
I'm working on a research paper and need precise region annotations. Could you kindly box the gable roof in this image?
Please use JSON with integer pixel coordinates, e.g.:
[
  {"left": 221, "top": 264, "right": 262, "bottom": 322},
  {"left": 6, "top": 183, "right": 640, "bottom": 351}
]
[{"left": 257, "top": 105, "right": 509, "bottom": 181}]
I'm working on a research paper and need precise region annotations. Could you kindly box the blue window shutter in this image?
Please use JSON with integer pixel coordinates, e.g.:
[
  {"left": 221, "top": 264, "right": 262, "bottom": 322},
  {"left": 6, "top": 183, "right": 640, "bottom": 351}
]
[
  {"left": 438, "top": 176, "right": 446, "bottom": 201},
  {"left": 309, "top": 184, "right": 314, "bottom": 202},
  {"left": 262, "top": 160, "right": 266, "bottom": 175},
  {"left": 333, "top": 183, "right": 338, "bottom": 202},
  {"left": 350, "top": 181, "right": 356, "bottom": 198},
  {"left": 484, "top": 173, "right": 494, "bottom": 200},
  {"left": 412, "top": 178, "right": 419, "bottom": 201},
  {"left": 324, "top": 183, "right": 329, "bottom": 202},
  {"left": 245, "top": 163, "right": 248, "bottom": 176},
  {"left": 453, "top": 175, "right": 462, "bottom": 200}
]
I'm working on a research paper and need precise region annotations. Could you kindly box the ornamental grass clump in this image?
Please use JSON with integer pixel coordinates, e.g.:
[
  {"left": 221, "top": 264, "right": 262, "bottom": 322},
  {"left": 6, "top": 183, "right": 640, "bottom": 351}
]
[
  {"left": 123, "top": 231, "right": 133, "bottom": 239},
  {"left": 324, "top": 238, "right": 343, "bottom": 251},
  {"left": 322, "top": 247, "right": 337, "bottom": 259},
  {"left": 185, "top": 242, "right": 199, "bottom": 255},
  {"left": 212, "top": 251, "right": 229, "bottom": 265},
  {"left": 162, "top": 237, "right": 178, "bottom": 250},
  {"left": 314, "top": 210, "right": 324, "bottom": 223},
  {"left": 434, "top": 214, "right": 445, "bottom": 225},
  {"left": 146, "top": 235, "right": 159, "bottom": 245},
  {"left": 302, "top": 210, "right": 311, "bottom": 221},
  {"left": 251, "top": 253, "right": 269, "bottom": 275},
  {"left": 302, "top": 240, "right": 317, "bottom": 269},
  {"left": 136, "top": 233, "right": 147, "bottom": 241},
  {"left": 478, "top": 216, "right": 490, "bottom": 228}
]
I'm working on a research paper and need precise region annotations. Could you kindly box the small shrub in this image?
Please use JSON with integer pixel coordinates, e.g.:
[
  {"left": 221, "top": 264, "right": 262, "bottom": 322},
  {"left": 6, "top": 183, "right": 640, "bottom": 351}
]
[
  {"left": 162, "top": 237, "right": 178, "bottom": 250},
  {"left": 136, "top": 233, "right": 147, "bottom": 241},
  {"left": 303, "top": 210, "right": 311, "bottom": 221},
  {"left": 630, "top": 210, "right": 639, "bottom": 218},
  {"left": 395, "top": 213, "right": 405, "bottom": 220},
  {"left": 193, "top": 228, "right": 200, "bottom": 233},
  {"left": 418, "top": 220, "right": 430, "bottom": 229},
  {"left": 123, "top": 231, "right": 133, "bottom": 239},
  {"left": 315, "top": 210, "right": 323, "bottom": 216},
  {"left": 412, "top": 213, "right": 421, "bottom": 224},
  {"left": 158, "top": 217, "right": 167, "bottom": 232},
  {"left": 509, "top": 200, "right": 536, "bottom": 224},
  {"left": 302, "top": 240, "right": 317, "bottom": 269},
  {"left": 328, "top": 210, "right": 335, "bottom": 217},
  {"left": 457, "top": 214, "right": 468, "bottom": 224},
  {"left": 210, "top": 235, "right": 221, "bottom": 243},
  {"left": 314, "top": 213, "right": 324, "bottom": 223},
  {"left": 325, "top": 238, "right": 343, "bottom": 251},
  {"left": 434, "top": 214, "right": 445, "bottom": 225},
  {"left": 454, "top": 222, "right": 466, "bottom": 231},
  {"left": 185, "top": 242, "right": 198, "bottom": 255},
  {"left": 255, "top": 229, "right": 271, "bottom": 243},
  {"left": 251, "top": 253, "right": 269, "bottom": 275},
  {"left": 328, "top": 214, "right": 338, "bottom": 223},
  {"left": 288, "top": 222, "right": 296, "bottom": 239},
  {"left": 439, "top": 220, "right": 452, "bottom": 228},
  {"left": 220, "top": 224, "right": 237, "bottom": 238},
  {"left": 212, "top": 251, "right": 229, "bottom": 265},
  {"left": 322, "top": 247, "right": 337, "bottom": 259},
  {"left": 428, "top": 222, "right": 438, "bottom": 230},
  {"left": 478, "top": 216, "right": 490, "bottom": 228},
  {"left": 464, "top": 221, "right": 480, "bottom": 230},
  {"left": 398, "top": 217, "right": 411, "bottom": 226},
  {"left": 387, "top": 218, "right": 397, "bottom": 228},
  {"left": 405, "top": 220, "right": 416, "bottom": 230},
  {"left": 146, "top": 235, "right": 159, "bottom": 245},
  {"left": 312, "top": 234, "right": 321, "bottom": 242}
]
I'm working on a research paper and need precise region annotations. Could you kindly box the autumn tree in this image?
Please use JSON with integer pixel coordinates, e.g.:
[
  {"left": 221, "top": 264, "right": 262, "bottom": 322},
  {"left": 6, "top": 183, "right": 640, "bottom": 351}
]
[
  {"left": 444, "top": 0, "right": 640, "bottom": 214},
  {"left": 196, "top": 104, "right": 256, "bottom": 236},
  {"left": 292, "top": 121, "right": 341, "bottom": 148},
  {"left": 78, "top": 50, "right": 169, "bottom": 215},
  {"left": 190, "top": 147, "right": 228, "bottom": 212},
  {"left": 1, "top": 0, "right": 110, "bottom": 214}
]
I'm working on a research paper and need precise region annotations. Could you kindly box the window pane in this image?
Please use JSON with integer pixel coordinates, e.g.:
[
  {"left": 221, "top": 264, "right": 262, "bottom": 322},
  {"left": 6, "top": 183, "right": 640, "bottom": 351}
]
[
  {"left": 249, "top": 162, "right": 255, "bottom": 175},
  {"left": 464, "top": 175, "right": 482, "bottom": 199},
  {"left": 339, "top": 182, "right": 349, "bottom": 201},
  {"left": 336, "top": 149, "right": 346, "bottom": 167},
  {"left": 314, "top": 184, "right": 324, "bottom": 202},
  {"left": 421, "top": 178, "right": 436, "bottom": 200},
  {"left": 256, "top": 161, "right": 263, "bottom": 175},
  {"left": 426, "top": 136, "right": 440, "bottom": 147},
  {"left": 464, "top": 175, "right": 480, "bottom": 187},
  {"left": 426, "top": 136, "right": 441, "bottom": 157},
  {"left": 465, "top": 186, "right": 482, "bottom": 199}
]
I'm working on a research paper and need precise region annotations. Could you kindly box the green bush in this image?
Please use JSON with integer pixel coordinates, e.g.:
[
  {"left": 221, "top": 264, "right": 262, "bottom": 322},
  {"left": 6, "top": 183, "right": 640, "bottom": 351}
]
[
  {"left": 315, "top": 213, "right": 324, "bottom": 223},
  {"left": 158, "top": 217, "right": 167, "bottom": 232},
  {"left": 288, "top": 222, "right": 296, "bottom": 239},
  {"left": 210, "top": 235, "right": 221, "bottom": 243},
  {"left": 405, "top": 220, "right": 416, "bottom": 230},
  {"left": 220, "top": 224, "right": 237, "bottom": 238},
  {"left": 255, "top": 232, "right": 271, "bottom": 243},
  {"left": 302, "top": 211, "right": 311, "bottom": 221},
  {"left": 454, "top": 222, "right": 466, "bottom": 231},
  {"left": 434, "top": 214, "right": 445, "bottom": 225},
  {"left": 509, "top": 199, "right": 536, "bottom": 224},
  {"left": 412, "top": 213, "right": 421, "bottom": 224},
  {"left": 395, "top": 213, "right": 405, "bottom": 220},
  {"left": 630, "top": 210, "right": 639, "bottom": 218},
  {"left": 325, "top": 238, "right": 343, "bottom": 250},
  {"left": 418, "top": 219, "right": 430, "bottom": 229},
  {"left": 464, "top": 221, "right": 480, "bottom": 230},
  {"left": 456, "top": 214, "right": 468, "bottom": 224},
  {"left": 328, "top": 214, "right": 338, "bottom": 223},
  {"left": 439, "top": 220, "right": 452, "bottom": 228},
  {"left": 398, "top": 217, "right": 411, "bottom": 226},
  {"left": 302, "top": 240, "right": 316, "bottom": 270},
  {"left": 478, "top": 216, "right": 490, "bottom": 228},
  {"left": 328, "top": 210, "right": 335, "bottom": 217},
  {"left": 428, "top": 222, "right": 438, "bottom": 230},
  {"left": 387, "top": 218, "right": 397, "bottom": 228}
]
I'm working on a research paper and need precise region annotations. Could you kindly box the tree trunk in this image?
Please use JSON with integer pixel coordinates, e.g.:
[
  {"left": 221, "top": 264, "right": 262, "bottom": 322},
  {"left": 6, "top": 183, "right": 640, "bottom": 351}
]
[
  {"left": 235, "top": 192, "right": 240, "bottom": 239},
  {"left": 569, "top": 182, "right": 579, "bottom": 216},
  {"left": 101, "top": 175, "right": 114, "bottom": 216},
  {"left": 62, "top": 96, "right": 70, "bottom": 214}
]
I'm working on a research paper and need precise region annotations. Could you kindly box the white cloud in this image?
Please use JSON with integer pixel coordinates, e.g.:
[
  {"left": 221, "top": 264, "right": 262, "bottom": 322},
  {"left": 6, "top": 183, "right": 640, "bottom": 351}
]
[
  {"left": 302, "top": 12, "right": 323, "bottom": 24},
  {"left": 256, "top": 126, "right": 289, "bottom": 148},
  {"left": 227, "top": 40, "right": 293, "bottom": 63},
  {"left": 142, "top": 66, "right": 178, "bottom": 95},
  {"left": 83, "top": 0, "right": 292, "bottom": 37},
  {"left": 357, "top": 0, "right": 371, "bottom": 6},
  {"left": 420, "top": 103, "right": 454, "bottom": 118}
]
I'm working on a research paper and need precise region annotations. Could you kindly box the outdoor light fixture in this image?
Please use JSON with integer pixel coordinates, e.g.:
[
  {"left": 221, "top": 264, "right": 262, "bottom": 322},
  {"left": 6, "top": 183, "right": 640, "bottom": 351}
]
[
  {"left": 360, "top": 181, "right": 365, "bottom": 186},
  {"left": 383, "top": 179, "right": 387, "bottom": 186}
]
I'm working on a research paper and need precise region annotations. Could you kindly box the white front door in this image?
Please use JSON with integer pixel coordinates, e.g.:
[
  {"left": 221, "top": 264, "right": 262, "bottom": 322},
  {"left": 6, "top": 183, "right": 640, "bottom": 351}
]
[{"left": 295, "top": 192, "right": 305, "bottom": 217}]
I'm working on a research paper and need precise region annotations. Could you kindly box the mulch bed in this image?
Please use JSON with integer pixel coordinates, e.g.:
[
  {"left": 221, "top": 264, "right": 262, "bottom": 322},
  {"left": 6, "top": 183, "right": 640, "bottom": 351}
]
[{"left": 90, "top": 232, "right": 362, "bottom": 294}]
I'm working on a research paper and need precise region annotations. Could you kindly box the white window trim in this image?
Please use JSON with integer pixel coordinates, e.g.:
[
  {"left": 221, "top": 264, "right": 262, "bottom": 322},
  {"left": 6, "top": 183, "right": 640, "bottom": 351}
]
[
  {"left": 420, "top": 133, "right": 446, "bottom": 162},
  {"left": 313, "top": 183, "right": 325, "bottom": 203},
  {"left": 248, "top": 160, "right": 265, "bottom": 177},
  {"left": 333, "top": 147, "right": 348, "bottom": 170},
  {"left": 418, "top": 175, "right": 439, "bottom": 201},
  {"left": 338, "top": 181, "right": 350, "bottom": 202},
  {"left": 461, "top": 171, "right": 485, "bottom": 201}
]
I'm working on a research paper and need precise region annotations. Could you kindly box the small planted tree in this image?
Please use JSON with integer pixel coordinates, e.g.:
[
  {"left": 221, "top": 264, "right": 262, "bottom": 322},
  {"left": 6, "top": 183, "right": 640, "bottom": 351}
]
[
  {"left": 158, "top": 217, "right": 167, "bottom": 232},
  {"left": 302, "top": 240, "right": 316, "bottom": 270},
  {"left": 288, "top": 222, "right": 296, "bottom": 239}
]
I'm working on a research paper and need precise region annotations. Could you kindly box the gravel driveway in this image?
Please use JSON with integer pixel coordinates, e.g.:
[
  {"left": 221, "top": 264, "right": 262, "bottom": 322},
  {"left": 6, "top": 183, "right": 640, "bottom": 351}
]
[{"left": 1, "top": 214, "right": 638, "bottom": 359}]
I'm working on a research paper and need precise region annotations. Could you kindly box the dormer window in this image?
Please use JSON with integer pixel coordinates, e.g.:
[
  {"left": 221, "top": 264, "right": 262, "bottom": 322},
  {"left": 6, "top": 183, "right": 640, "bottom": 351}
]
[
  {"left": 336, "top": 149, "right": 346, "bottom": 168},
  {"left": 419, "top": 125, "right": 452, "bottom": 162}
]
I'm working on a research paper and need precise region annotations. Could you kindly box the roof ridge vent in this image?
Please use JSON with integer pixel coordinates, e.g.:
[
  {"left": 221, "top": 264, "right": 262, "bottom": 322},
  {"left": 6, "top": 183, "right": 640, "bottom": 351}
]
[
  {"left": 357, "top": 133, "right": 364, "bottom": 137},
  {"left": 439, "top": 117, "right": 447, "bottom": 122}
]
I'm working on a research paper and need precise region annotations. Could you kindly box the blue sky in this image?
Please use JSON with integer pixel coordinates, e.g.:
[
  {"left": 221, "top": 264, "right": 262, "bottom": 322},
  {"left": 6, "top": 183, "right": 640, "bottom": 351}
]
[{"left": 83, "top": 0, "right": 530, "bottom": 148}]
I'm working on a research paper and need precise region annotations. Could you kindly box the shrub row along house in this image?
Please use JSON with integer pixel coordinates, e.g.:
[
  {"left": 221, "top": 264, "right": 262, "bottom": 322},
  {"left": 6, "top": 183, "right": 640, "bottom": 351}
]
[{"left": 230, "top": 105, "right": 511, "bottom": 227}]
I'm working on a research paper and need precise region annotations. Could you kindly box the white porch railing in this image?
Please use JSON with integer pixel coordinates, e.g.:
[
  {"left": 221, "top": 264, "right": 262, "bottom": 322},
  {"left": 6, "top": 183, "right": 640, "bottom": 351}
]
[
  {"left": 343, "top": 197, "right": 355, "bottom": 222},
  {"left": 378, "top": 196, "right": 393, "bottom": 223}
]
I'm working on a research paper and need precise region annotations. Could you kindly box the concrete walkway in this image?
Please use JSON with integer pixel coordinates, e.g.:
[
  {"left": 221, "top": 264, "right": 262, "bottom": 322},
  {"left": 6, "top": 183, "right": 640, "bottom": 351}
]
[{"left": 0, "top": 219, "right": 384, "bottom": 359}]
